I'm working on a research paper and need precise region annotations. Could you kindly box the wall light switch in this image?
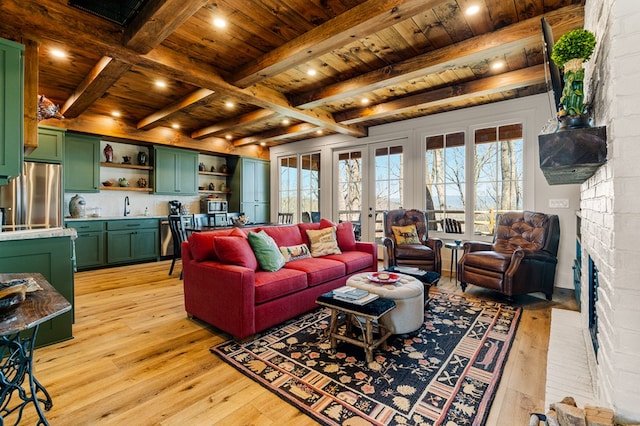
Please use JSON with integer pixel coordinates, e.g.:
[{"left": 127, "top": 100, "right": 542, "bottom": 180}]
[{"left": 548, "top": 198, "right": 570, "bottom": 209}]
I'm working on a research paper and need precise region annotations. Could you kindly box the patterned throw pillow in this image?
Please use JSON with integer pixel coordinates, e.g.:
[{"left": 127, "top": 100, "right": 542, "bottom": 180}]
[
  {"left": 247, "top": 230, "right": 286, "bottom": 272},
  {"left": 306, "top": 226, "right": 342, "bottom": 257},
  {"left": 392, "top": 224, "right": 420, "bottom": 245},
  {"left": 279, "top": 244, "right": 311, "bottom": 262}
]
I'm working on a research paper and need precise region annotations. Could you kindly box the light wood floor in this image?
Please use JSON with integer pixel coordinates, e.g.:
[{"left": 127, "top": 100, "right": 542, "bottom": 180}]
[{"left": 20, "top": 260, "right": 578, "bottom": 425}]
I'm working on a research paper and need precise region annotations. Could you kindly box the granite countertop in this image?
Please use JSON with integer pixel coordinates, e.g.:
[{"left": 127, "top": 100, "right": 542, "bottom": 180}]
[
  {"left": 64, "top": 215, "right": 166, "bottom": 221},
  {"left": 0, "top": 227, "right": 77, "bottom": 242}
]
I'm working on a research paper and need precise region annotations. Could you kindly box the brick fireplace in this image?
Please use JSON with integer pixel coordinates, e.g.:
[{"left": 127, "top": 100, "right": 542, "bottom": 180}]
[{"left": 565, "top": 0, "right": 640, "bottom": 422}]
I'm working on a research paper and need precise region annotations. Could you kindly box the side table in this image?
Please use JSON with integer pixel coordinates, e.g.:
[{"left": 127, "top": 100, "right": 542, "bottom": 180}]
[
  {"left": 0, "top": 273, "right": 72, "bottom": 426},
  {"left": 444, "top": 241, "right": 464, "bottom": 283},
  {"left": 316, "top": 292, "right": 395, "bottom": 363}
]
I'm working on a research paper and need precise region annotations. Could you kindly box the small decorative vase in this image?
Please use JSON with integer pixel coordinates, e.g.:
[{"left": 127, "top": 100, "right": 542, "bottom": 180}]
[
  {"left": 69, "top": 194, "right": 86, "bottom": 218},
  {"left": 219, "top": 182, "right": 227, "bottom": 192},
  {"left": 137, "top": 177, "right": 147, "bottom": 188},
  {"left": 210, "top": 165, "right": 215, "bottom": 172},
  {"left": 220, "top": 164, "right": 228, "bottom": 173},
  {"left": 137, "top": 151, "right": 147, "bottom": 166},
  {"left": 199, "top": 162, "right": 205, "bottom": 171},
  {"left": 208, "top": 182, "right": 215, "bottom": 190},
  {"left": 104, "top": 144, "right": 113, "bottom": 163}
]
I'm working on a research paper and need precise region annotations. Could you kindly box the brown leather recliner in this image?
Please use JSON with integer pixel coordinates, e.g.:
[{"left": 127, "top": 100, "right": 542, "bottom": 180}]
[
  {"left": 457, "top": 211, "right": 560, "bottom": 300},
  {"left": 382, "top": 209, "right": 443, "bottom": 274}
]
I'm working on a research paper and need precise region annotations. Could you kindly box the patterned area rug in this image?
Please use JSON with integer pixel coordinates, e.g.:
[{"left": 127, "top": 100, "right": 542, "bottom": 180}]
[{"left": 211, "top": 290, "right": 521, "bottom": 425}]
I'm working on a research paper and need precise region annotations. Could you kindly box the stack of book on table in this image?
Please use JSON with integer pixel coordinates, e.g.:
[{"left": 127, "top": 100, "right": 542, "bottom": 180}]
[{"left": 332, "top": 286, "right": 378, "bottom": 305}]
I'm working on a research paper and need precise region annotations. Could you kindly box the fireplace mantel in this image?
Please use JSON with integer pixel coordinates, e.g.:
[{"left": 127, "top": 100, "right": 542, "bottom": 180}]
[{"left": 538, "top": 126, "right": 607, "bottom": 185}]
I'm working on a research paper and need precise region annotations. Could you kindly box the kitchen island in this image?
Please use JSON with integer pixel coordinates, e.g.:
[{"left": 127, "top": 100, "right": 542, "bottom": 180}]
[{"left": 0, "top": 227, "right": 76, "bottom": 347}]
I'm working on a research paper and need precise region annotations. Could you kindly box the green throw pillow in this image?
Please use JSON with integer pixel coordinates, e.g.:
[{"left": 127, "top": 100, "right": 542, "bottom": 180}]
[{"left": 247, "top": 230, "right": 286, "bottom": 272}]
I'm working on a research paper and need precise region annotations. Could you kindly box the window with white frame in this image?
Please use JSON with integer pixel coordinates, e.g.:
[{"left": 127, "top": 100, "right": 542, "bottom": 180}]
[
  {"left": 425, "top": 123, "right": 523, "bottom": 236},
  {"left": 278, "top": 153, "right": 320, "bottom": 222}
]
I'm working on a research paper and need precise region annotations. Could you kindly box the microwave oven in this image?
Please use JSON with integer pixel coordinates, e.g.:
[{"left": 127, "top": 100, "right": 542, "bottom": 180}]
[{"left": 201, "top": 199, "right": 228, "bottom": 214}]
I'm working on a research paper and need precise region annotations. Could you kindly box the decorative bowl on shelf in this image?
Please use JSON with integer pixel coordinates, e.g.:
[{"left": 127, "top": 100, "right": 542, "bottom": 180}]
[
  {"left": 198, "top": 186, "right": 205, "bottom": 190},
  {"left": 231, "top": 215, "right": 249, "bottom": 226},
  {"left": 102, "top": 181, "right": 114, "bottom": 187}
]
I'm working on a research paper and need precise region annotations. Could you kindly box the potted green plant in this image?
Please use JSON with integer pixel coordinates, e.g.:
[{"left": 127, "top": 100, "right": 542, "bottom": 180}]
[{"left": 551, "top": 29, "right": 597, "bottom": 127}]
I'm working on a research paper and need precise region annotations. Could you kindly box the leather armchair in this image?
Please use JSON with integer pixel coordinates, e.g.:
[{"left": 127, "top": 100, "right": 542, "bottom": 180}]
[
  {"left": 457, "top": 211, "right": 560, "bottom": 300},
  {"left": 382, "top": 209, "right": 442, "bottom": 274}
]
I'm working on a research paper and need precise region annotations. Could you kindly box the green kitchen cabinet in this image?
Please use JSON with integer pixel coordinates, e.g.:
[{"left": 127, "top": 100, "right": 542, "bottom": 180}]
[
  {"left": 106, "top": 219, "right": 159, "bottom": 264},
  {"left": 0, "top": 38, "right": 24, "bottom": 185},
  {"left": 65, "top": 220, "right": 105, "bottom": 269},
  {"left": 26, "top": 126, "right": 66, "bottom": 163},
  {"left": 230, "top": 157, "right": 270, "bottom": 223},
  {"left": 65, "top": 133, "right": 100, "bottom": 193},
  {"left": 0, "top": 235, "right": 74, "bottom": 347},
  {"left": 153, "top": 146, "right": 198, "bottom": 195}
]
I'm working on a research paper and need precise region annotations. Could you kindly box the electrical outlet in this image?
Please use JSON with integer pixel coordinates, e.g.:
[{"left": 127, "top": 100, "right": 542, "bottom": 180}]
[{"left": 548, "top": 198, "right": 570, "bottom": 209}]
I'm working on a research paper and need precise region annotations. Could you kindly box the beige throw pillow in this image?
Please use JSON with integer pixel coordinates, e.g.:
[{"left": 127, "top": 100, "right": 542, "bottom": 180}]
[{"left": 306, "top": 227, "right": 341, "bottom": 257}]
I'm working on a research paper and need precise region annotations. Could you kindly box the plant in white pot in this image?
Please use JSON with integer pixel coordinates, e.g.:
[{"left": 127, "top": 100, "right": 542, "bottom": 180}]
[{"left": 551, "top": 28, "right": 597, "bottom": 128}]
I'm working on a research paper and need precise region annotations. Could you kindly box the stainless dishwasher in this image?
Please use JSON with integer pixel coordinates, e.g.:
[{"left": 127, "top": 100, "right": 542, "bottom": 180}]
[{"left": 160, "top": 219, "right": 173, "bottom": 258}]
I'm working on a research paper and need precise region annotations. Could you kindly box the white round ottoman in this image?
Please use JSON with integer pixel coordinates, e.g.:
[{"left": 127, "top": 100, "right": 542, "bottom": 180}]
[{"left": 346, "top": 272, "right": 424, "bottom": 334}]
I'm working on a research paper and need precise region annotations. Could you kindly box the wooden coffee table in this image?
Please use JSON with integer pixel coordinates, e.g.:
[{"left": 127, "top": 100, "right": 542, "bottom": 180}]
[{"left": 316, "top": 292, "right": 395, "bottom": 363}]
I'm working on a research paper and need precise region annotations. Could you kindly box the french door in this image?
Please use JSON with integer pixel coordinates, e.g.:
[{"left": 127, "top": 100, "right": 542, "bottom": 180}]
[{"left": 334, "top": 138, "right": 407, "bottom": 243}]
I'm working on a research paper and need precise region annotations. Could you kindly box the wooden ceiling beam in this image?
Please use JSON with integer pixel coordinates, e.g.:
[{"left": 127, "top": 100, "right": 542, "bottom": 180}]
[
  {"left": 292, "top": 5, "right": 584, "bottom": 109},
  {"left": 61, "top": 57, "right": 132, "bottom": 118},
  {"left": 137, "top": 88, "right": 216, "bottom": 130},
  {"left": 233, "top": 123, "right": 319, "bottom": 147},
  {"left": 335, "top": 65, "right": 545, "bottom": 124},
  {"left": 192, "top": 109, "right": 278, "bottom": 139},
  {"left": 2, "top": 0, "right": 365, "bottom": 138},
  {"left": 124, "top": 0, "right": 209, "bottom": 54},
  {"left": 231, "top": 0, "right": 450, "bottom": 88}
]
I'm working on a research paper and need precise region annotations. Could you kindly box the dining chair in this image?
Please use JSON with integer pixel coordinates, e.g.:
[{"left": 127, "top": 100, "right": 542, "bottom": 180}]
[
  {"left": 277, "top": 212, "right": 294, "bottom": 224},
  {"left": 168, "top": 214, "right": 194, "bottom": 279}
]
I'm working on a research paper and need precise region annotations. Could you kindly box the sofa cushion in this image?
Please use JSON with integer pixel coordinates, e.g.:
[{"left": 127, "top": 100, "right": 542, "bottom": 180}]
[
  {"left": 248, "top": 230, "right": 286, "bottom": 272},
  {"left": 306, "top": 226, "right": 341, "bottom": 257},
  {"left": 262, "top": 225, "right": 304, "bottom": 247},
  {"left": 298, "top": 222, "right": 321, "bottom": 247},
  {"left": 320, "top": 219, "right": 357, "bottom": 251},
  {"left": 189, "top": 228, "right": 239, "bottom": 262},
  {"left": 283, "top": 257, "right": 345, "bottom": 286},
  {"left": 254, "top": 268, "right": 308, "bottom": 304},
  {"left": 214, "top": 236, "right": 258, "bottom": 270},
  {"left": 279, "top": 244, "right": 311, "bottom": 262},
  {"left": 323, "top": 251, "right": 374, "bottom": 274}
]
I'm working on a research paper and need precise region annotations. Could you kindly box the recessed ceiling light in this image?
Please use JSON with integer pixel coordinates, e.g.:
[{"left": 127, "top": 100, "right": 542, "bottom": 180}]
[
  {"left": 361, "top": 98, "right": 370, "bottom": 105},
  {"left": 111, "top": 111, "right": 121, "bottom": 117},
  {"left": 282, "top": 119, "right": 290, "bottom": 125},
  {"left": 171, "top": 123, "right": 180, "bottom": 129},
  {"left": 213, "top": 17, "right": 227, "bottom": 28},
  {"left": 260, "top": 142, "right": 266, "bottom": 146},
  {"left": 50, "top": 48, "right": 67, "bottom": 58},
  {"left": 316, "top": 129, "right": 323, "bottom": 135},
  {"left": 225, "top": 101, "right": 234, "bottom": 108},
  {"left": 466, "top": 5, "right": 480, "bottom": 15},
  {"left": 225, "top": 135, "right": 232, "bottom": 140},
  {"left": 155, "top": 80, "right": 167, "bottom": 88},
  {"left": 491, "top": 60, "right": 505, "bottom": 70},
  {"left": 307, "top": 69, "right": 317, "bottom": 76}
]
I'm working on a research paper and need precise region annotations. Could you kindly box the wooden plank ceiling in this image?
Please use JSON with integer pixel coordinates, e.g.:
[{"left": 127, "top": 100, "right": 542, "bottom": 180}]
[{"left": 0, "top": 0, "right": 584, "bottom": 152}]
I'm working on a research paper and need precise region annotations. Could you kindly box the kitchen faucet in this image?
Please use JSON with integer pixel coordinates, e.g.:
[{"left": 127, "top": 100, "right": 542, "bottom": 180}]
[{"left": 124, "top": 196, "right": 130, "bottom": 216}]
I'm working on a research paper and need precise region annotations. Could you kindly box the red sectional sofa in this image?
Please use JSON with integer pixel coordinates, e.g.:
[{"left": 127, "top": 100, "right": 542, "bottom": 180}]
[{"left": 181, "top": 220, "right": 377, "bottom": 340}]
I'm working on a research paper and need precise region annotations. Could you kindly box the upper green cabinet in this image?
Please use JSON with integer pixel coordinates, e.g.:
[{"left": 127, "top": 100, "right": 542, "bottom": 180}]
[
  {"left": 26, "top": 126, "right": 66, "bottom": 163},
  {"left": 64, "top": 133, "right": 100, "bottom": 193},
  {"left": 153, "top": 146, "right": 198, "bottom": 195},
  {"left": 0, "top": 38, "right": 24, "bottom": 185},
  {"left": 230, "top": 157, "right": 270, "bottom": 223}
]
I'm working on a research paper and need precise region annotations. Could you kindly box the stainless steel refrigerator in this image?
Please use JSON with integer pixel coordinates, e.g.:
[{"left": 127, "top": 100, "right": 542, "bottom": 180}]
[{"left": 0, "top": 162, "right": 63, "bottom": 231}]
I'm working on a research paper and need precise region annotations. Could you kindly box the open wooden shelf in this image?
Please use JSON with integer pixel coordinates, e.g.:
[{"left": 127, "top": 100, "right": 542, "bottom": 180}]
[
  {"left": 101, "top": 186, "right": 153, "bottom": 192},
  {"left": 198, "top": 171, "right": 231, "bottom": 177},
  {"left": 101, "top": 162, "right": 153, "bottom": 171},
  {"left": 198, "top": 190, "right": 231, "bottom": 195}
]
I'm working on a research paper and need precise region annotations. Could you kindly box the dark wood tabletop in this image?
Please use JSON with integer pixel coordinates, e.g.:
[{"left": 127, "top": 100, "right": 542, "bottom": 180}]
[{"left": 0, "top": 273, "right": 72, "bottom": 336}]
